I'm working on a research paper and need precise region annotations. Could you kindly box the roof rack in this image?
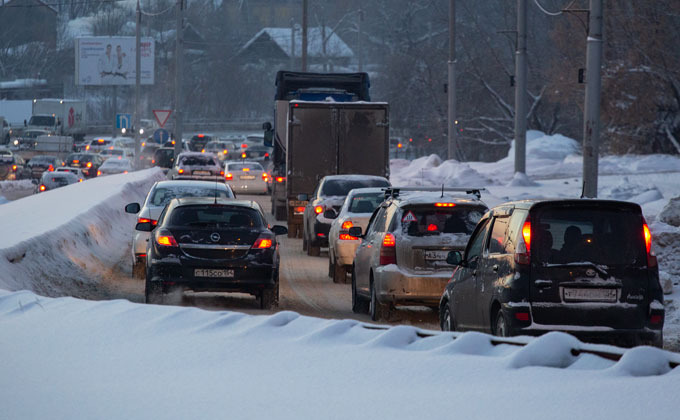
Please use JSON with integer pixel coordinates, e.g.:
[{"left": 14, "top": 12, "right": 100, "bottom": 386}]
[{"left": 384, "top": 187, "right": 486, "bottom": 200}]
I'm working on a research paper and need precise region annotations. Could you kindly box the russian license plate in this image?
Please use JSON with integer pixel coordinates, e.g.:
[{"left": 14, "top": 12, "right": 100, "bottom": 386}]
[
  {"left": 289, "top": 200, "right": 308, "bottom": 207},
  {"left": 240, "top": 175, "right": 256, "bottom": 180},
  {"left": 424, "top": 250, "right": 449, "bottom": 260},
  {"left": 193, "top": 170, "right": 211, "bottom": 175},
  {"left": 563, "top": 288, "right": 617, "bottom": 302},
  {"left": 194, "top": 269, "right": 234, "bottom": 278}
]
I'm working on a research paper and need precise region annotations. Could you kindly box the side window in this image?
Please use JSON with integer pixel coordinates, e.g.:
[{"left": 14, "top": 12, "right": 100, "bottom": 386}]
[
  {"left": 487, "top": 216, "right": 510, "bottom": 254},
  {"left": 368, "top": 207, "right": 388, "bottom": 234},
  {"left": 504, "top": 209, "right": 526, "bottom": 254},
  {"left": 312, "top": 183, "right": 321, "bottom": 200},
  {"left": 465, "top": 218, "right": 491, "bottom": 269}
]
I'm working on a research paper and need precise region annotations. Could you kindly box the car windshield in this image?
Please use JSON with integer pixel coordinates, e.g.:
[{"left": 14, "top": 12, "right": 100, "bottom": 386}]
[
  {"left": 228, "top": 163, "right": 263, "bottom": 171},
  {"left": 348, "top": 193, "right": 384, "bottom": 214},
  {"left": 534, "top": 206, "right": 646, "bottom": 266},
  {"left": 149, "top": 186, "right": 234, "bottom": 206},
  {"left": 29, "top": 116, "right": 55, "bottom": 126},
  {"left": 400, "top": 205, "right": 486, "bottom": 236},
  {"left": 180, "top": 155, "right": 216, "bottom": 166},
  {"left": 321, "top": 179, "right": 390, "bottom": 197},
  {"left": 168, "top": 205, "right": 262, "bottom": 228}
]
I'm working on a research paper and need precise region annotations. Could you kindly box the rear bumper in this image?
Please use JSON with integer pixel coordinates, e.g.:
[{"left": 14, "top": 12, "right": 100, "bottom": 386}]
[
  {"left": 228, "top": 179, "right": 268, "bottom": 194},
  {"left": 333, "top": 238, "right": 361, "bottom": 266},
  {"left": 309, "top": 220, "right": 331, "bottom": 247},
  {"left": 374, "top": 266, "right": 451, "bottom": 307}
]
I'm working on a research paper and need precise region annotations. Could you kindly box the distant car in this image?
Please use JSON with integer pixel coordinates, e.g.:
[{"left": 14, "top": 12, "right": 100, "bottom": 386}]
[
  {"left": 98, "top": 158, "right": 133, "bottom": 175},
  {"left": 124, "top": 180, "right": 236, "bottom": 278},
  {"left": 113, "top": 137, "right": 136, "bottom": 151},
  {"left": 243, "top": 145, "right": 273, "bottom": 166},
  {"left": 439, "top": 199, "right": 665, "bottom": 348},
  {"left": 152, "top": 147, "right": 175, "bottom": 172},
  {"left": 189, "top": 134, "right": 212, "bottom": 152},
  {"left": 84, "top": 137, "right": 115, "bottom": 154},
  {"left": 137, "top": 143, "right": 162, "bottom": 168},
  {"left": 224, "top": 161, "right": 268, "bottom": 194},
  {"left": 350, "top": 188, "right": 488, "bottom": 321},
  {"left": 99, "top": 148, "right": 127, "bottom": 161},
  {"left": 55, "top": 166, "right": 86, "bottom": 181},
  {"left": 36, "top": 171, "right": 79, "bottom": 193},
  {"left": 327, "top": 188, "right": 387, "bottom": 283},
  {"left": 63, "top": 153, "right": 104, "bottom": 178},
  {"left": 162, "top": 139, "right": 189, "bottom": 151},
  {"left": 169, "top": 152, "right": 224, "bottom": 181},
  {"left": 26, "top": 155, "right": 62, "bottom": 179},
  {"left": 0, "top": 148, "right": 31, "bottom": 180},
  {"left": 300, "top": 175, "right": 391, "bottom": 257},
  {"left": 205, "top": 140, "right": 234, "bottom": 161},
  {"left": 137, "top": 197, "right": 287, "bottom": 308},
  {"left": 14, "top": 129, "right": 49, "bottom": 149}
]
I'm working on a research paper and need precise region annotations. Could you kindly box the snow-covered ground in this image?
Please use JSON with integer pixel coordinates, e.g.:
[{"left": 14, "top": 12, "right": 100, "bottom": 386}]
[{"left": 1, "top": 131, "right": 680, "bottom": 418}]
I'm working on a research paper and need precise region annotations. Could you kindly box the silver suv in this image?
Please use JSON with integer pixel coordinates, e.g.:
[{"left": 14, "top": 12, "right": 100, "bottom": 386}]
[{"left": 350, "top": 188, "right": 488, "bottom": 321}]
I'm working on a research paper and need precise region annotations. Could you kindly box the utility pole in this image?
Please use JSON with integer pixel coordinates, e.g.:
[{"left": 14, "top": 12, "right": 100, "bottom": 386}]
[
  {"left": 582, "top": 0, "right": 603, "bottom": 198},
  {"left": 447, "top": 0, "right": 457, "bottom": 161},
  {"left": 112, "top": 86, "right": 117, "bottom": 138},
  {"left": 514, "top": 0, "right": 528, "bottom": 174},
  {"left": 174, "top": 0, "right": 184, "bottom": 160},
  {"left": 301, "top": 0, "right": 308, "bottom": 71},
  {"left": 358, "top": 6, "right": 363, "bottom": 72},
  {"left": 134, "top": 0, "right": 141, "bottom": 165},
  {"left": 290, "top": 18, "right": 296, "bottom": 70}
]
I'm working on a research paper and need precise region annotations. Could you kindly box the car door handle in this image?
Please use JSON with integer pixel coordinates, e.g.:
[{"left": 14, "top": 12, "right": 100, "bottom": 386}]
[{"left": 492, "top": 264, "right": 499, "bottom": 272}]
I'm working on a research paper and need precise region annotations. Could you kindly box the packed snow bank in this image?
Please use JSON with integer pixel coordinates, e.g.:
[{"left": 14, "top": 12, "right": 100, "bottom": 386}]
[
  {"left": 1, "top": 289, "right": 679, "bottom": 420},
  {"left": 0, "top": 168, "right": 165, "bottom": 295},
  {"left": 0, "top": 179, "right": 34, "bottom": 202}
]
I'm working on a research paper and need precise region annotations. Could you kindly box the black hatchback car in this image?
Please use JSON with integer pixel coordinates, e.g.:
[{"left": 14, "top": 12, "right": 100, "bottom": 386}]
[
  {"left": 136, "top": 198, "right": 287, "bottom": 309},
  {"left": 64, "top": 153, "right": 104, "bottom": 178},
  {"left": 440, "top": 199, "right": 664, "bottom": 348}
]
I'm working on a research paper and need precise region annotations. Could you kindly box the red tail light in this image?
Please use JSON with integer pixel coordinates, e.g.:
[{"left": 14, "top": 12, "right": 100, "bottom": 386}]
[
  {"left": 294, "top": 206, "right": 305, "bottom": 214},
  {"left": 11, "top": 165, "right": 17, "bottom": 171},
  {"left": 314, "top": 205, "right": 324, "bottom": 214},
  {"left": 427, "top": 223, "right": 438, "bottom": 231},
  {"left": 253, "top": 234, "right": 274, "bottom": 249},
  {"left": 276, "top": 176, "right": 285, "bottom": 183},
  {"left": 262, "top": 173, "right": 268, "bottom": 180},
  {"left": 379, "top": 233, "right": 397, "bottom": 265},
  {"left": 178, "top": 168, "right": 184, "bottom": 174},
  {"left": 39, "top": 184, "right": 46, "bottom": 191},
  {"left": 138, "top": 218, "right": 158, "bottom": 226},
  {"left": 435, "top": 203, "right": 456, "bottom": 207},
  {"left": 225, "top": 172, "right": 233, "bottom": 180},
  {"left": 87, "top": 162, "right": 92, "bottom": 168},
  {"left": 514, "top": 219, "right": 531, "bottom": 265},
  {"left": 48, "top": 165, "right": 54, "bottom": 171},
  {"left": 97, "top": 170, "right": 101, "bottom": 176},
  {"left": 643, "top": 222, "right": 657, "bottom": 267},
  {"left": 341, "top": 221, "right": 353, "bottom": 229},
  {"left": 339, "top": 234, "right": 357, "bottom": 241},
  {"left": 265, "top": 152, "right": 269, "bottom": 157},
  {"left": 156, "top": 232, "right": 178, "bottom": 247},
  {"left": 219, "top": 170, "right": 225, "bottom": 176}
]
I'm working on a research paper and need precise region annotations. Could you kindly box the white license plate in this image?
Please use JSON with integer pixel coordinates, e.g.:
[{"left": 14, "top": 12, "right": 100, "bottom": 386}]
[
  {"left": 193, "top": 170, "right": 211, "bottom": 175},
  {"left": 563, "top": 288, "right": 617, "bottom": 302},
  {"left": 424, "top": 250, "right": 449, "bottom": 261},
  {"left": 239, "top": 175, "right": 255, "bottom": 180},
  {"left": 194, "top": 269, "right": 234, "bottom": 278}
]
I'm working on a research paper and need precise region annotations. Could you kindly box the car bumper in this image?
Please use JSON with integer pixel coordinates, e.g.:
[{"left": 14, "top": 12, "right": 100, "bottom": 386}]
[
  {"left": 132, "top": 232, "right": 150, "bottom": 261},
  {"left": 333, "top": 238, "right": 361, "bottom": 267},
  {"left": 309, "top": 220, "right": 331, "bottom": 247},
  {"left": 227, "top": 179, "right": 268, "bottom": 194},
  {"left": 374, "top": 266, "right": 451, "bottom": 307}
]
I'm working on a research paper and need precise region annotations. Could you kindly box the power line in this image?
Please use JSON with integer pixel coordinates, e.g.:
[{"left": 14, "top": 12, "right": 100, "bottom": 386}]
[
  {"left": 532, "top": 0, "right": 564, "bottom": 16},
  {"left": 140, "top": 1, "right": 175, "bottom": 17}
]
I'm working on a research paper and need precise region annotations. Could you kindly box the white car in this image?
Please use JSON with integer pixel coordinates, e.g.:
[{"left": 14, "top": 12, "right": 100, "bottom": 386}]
[
  {"left": 169, "top": 152, "right": 224, "bottom": 181},
  {"left": 328, "top": 188, "right": 387, "bottom": 283},
  {"left": 55, "top": 166, "right": 85, "bottom": 181},
  {"left": 98, "top": 158, "right": 133, "bottom": 175},
  {"left": 124, "top": 180, "right": 236, "bottom": 278},
  {"left": 224, "top": 161, "right": 268, "bottom": 194},
  {"left": 83, "top": 137, "right": 114, "bottom": 153},
  {"left": 99, "top": 148, "right": 127, "bottom": 161}
]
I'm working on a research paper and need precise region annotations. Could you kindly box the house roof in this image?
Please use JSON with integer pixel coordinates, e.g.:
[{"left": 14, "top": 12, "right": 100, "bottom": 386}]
[
  {"left": 1, "top": 0, "right": 58, "bottom": 13},
  {"left": 240, "top": 27, "right": 354, "bottom": 59}
]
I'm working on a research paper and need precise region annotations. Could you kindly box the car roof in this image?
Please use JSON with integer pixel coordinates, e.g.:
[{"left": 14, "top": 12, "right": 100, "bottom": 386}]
[
  {"left": 491, "top": 198, "right": 642, "bottom": 212},
  {"left": 347, "top": 187, "right": 388, "bottom": 195},
  {"left": 321, "top": 174, "right": 389, "bottom": 182},
  {"left": 178, "top": 151, "right": 216, "bottom": 157},
  {"left": 226, "top": 160, "right": 262, "bottom": 166},
  {"left": 389, "top": 191, "right": 486, "bottom": 207},
  {"left": 169, "top": 197, "right": 259, "bottom": 210}
]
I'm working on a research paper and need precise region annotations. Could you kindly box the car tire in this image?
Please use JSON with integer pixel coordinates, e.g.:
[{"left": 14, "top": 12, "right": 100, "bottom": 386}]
[
  {"left": 302, "top": 233, "right": 308, "bottom": 252},
  {"left": 307, "top": 244, "right": 320, "bottom": 257},
  {"left": 333, "top": 260, "right": 346, "bottom": 284},
  {"left": 145, "top": 280, "right": 163, "bottom": 304},
  {"left": 493, "top": 310, "right": 510, "bottom": 337},
  {"left": 260, "top": 279, "right": 279, "bottom": 310},
  {"left": 352, "top": 268, "right": 369, "bottom": 314},
  {"left": 328, "top": 253, "right": 334, "bottom": 278},
  {"left": 132, "top": 262, "right": 145, "bottom": 279},
  {"left": 370, "top": 279, "right": 390, "bottom": 322},
  {"left": 440, "top": 303, "right": 455, "bottom": 331}
]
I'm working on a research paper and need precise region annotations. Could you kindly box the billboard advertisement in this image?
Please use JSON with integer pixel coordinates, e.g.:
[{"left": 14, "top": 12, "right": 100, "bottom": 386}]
[{"left": 75, "top": 37, "right": 154, "bottom": 86}]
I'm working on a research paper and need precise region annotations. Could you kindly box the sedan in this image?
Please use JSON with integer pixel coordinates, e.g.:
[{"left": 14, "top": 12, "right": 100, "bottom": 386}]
[
  {"left": 26, "top": 155, "right": 62, "bottom": 179},
  {"left": 224, "top": 161, "right": 268, "bottom": 194},
  {"left": 36, "top": 171, "right": 79, "bottom": 193},
  {"left": 98, "top": 158, "right": 133, "bottom": 176},
  {"left": 169, "top": 152, "right": 224, "bottom": 181},
  {"left": 63, "top": 153, "right": 104, "bottom": 178},
  {"left": 138, "top": 197, "right": 287, "bottom": 308}
]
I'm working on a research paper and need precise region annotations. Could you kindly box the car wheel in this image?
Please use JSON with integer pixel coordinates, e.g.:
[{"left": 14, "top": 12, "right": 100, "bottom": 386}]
[
  {"left": 440, "top": 303, "right": 455, "bottom": 331},
  {"left": 260, "top": 278, "right": 279, "bottom": 310},
  {"left": 145, "top": 280, "right": 163, "bottom": 304},
  {"left": 274, "top": 205, "right": 286, "bottom": 221},
  {"left": 333, "top": 260, "right": 346, "bottom": 284},
  {"left": 493, "top": 310, "right": 509, "bottom": 337},
  {"left": 307, "top": 244, "right": 320, "bottom": 257},
  {"left": 351, "top": 267, "right": 369, "bottom": 314},
  {"left": 370, "top": 279, "right": 390, "bottom": 322},
  {"left": 302, "top": 233, "right": 308, "bottom": 251},
  {"left": 132, "top": 262, "right": 145, "bottom": 279}
]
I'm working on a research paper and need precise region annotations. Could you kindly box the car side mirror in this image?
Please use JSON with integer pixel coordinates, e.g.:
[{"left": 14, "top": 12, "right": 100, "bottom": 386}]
[
  {"left": 135, "top": 222, "right": 154, "bottom": 232},
  {"left": 323, "top": 209, "right": 337, "bottom": 219},
  {"left": 262, "top": 121, "right": 272, "bottom": 131},
  {"left": 271, "top": 225, "right": 288, "bottom": 236},
  {"left": 125, "top": 203, "right": 140, "bottom": 213},
  {"left": 348, "top": 226, "right": 363, "bottom": 238},
  {"left": 297, "top": 193, "right": 308, "bottom": 201},
  {"left": 446, "top": 251, "right": 464, "bottom": 266}
]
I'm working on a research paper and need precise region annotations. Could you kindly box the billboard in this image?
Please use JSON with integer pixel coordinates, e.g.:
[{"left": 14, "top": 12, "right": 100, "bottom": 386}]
[{"left": 75, "top": 37, "right": 154, "bottom": 86}]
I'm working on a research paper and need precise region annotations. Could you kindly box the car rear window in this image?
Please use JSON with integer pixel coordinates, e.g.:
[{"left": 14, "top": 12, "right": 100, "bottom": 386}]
[
  {"left": 228, "top": 163, "right": 263, "bottom": 171},
  {"left": 534, "top": 206, "right": 646, "bottom": 266},
  {"left": 348, "top": 192, "right": 384, "bottom": 214},
  {"left": 48, "top": 175, "right": 74, "bottom": 186},
  {"left": 399, "top": 205, "right": 486, "bottom": 236},
  {"left": 180, "top": 155, "right": 217, "bottom": 166},
  {"left": 321, "top": 179, "right": 390, "bottom": 197},
  {"left": 150, "top": 186, "right": 234, "bottom": 206},
  {"left": 168, "top": 206, "right": 262, "bottom": 228}
]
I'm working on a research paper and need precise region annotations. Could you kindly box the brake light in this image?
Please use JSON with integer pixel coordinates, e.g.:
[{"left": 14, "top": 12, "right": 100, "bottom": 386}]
[
  {"left": 339, "top": 220, "right": 357, "bottom": 240},
  {"left": 243, "top": 167, "right": 250, "bottom": 172},
  {"left": 225, "top": 172, "right": 233, "bottom": 180},
  {"left": 341, "top": 221, "right": 353, "bottom": 229},
  {"left": 220, "top": 170, "right": 225, "bottom": 176},
  {"left": 241, "top": 143, "right": 248, "bottom": 149},
  {"left": 339, "top": 234, "right": 358, "bottom": 240},
  {"left": 151, "top": 159, "right": 155, "bottom": 164},
  {"left": 262, "top": 173, "right": 268, "bottom": 180},
  {"left": 265, "top": 152, "right": 269, "bottom": 157},
  {"left": 178, "top": 168, "right": 184, "bottom": 174},
  {"left": 138, "top": 218, "right": 158, "bottom": 226},
  {"left": 87, "top": 162, "right": 92, "bottom": 168},
  {"left": 427, "top": 224, "right": 438, "bottom": 231},
  {"left": 11, "top": 164, "right": 17, "bottom": 171},
  {"left": 223, "top": 149, "right": 228, "bottom": 154},
  {"left": 48, "top": 165, "right": 54, "bottom": 171},
  {"left": 379, "top": 233, "right": 397, "bottom": 265},
  {"left": 643, "top": 222, "right": 657, "bottom": 267},
  {"left": 314, "top": 205, "right": 324, "bottom": 214},
  {"left": 201, "top": 149, "right": 205, "bottom": 153},
  {"left": 85, "top": 145, "right": 90, "bottom": 150},
  {"left": 156, "top": 233, "right": 178, "bottom": 247},
  {"left": 97, "top": 170, "right": 101, "bottom": 176},
  {"left": 39, "top": 184, "right": 46, "bottom": 191},
  {"left": 294, "top": 206, "right": 305, "bottom": 214},
  {"left": 241, "top": 153, "right": 246, "bottom": 159},
  {"left": 73, "top": 160, "right": 79, "bottom": 164},
  {"left": 198, "top": 134, "right": 205, "bottom": 138},
  {"left": 253, "top": 234, "right": 274, "bottom": 249},
  {"left": 276, "top": 176, "right": 285, "bottom": 183},
  {"left": 435, "top": 203, "right": 456, "bottom": 207},
  {"left": 514, "top": 219, "right": 531, "bottom": 265}
]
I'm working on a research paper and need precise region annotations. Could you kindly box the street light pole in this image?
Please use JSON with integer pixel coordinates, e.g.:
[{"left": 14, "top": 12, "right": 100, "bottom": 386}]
[
  {"left": 447, "top": 0, "right": 457, "bottom": 161},
  {"left": 582, "top": 0, "right": 603, "bottom": 198},
  {"left": 301, "top": 0, "right": 308, "bottom": 71},
  {"left": 514, "top": 0, "right": 528, "bottom": 175},
  {"left": 134, "top": 0, "right": 141, "bottom": 165},
  {"left": 174, "top": 0, "right": 184, "bottom": 160}
]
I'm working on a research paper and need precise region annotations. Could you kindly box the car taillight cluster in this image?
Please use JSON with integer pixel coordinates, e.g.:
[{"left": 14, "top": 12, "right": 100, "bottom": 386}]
[
  {"left": 339, "top": 220, "right": 357, "bottom": 241},
  {"left": 47, "top": 165, "right": 54, "bottom": 171},
  {"left": 39, "top": 184, "right": 46, "bottom": 191},
  {"left": 155, "top": 230, "right": 178, "bottom": 247},
  {"left": 138, "top": 217, "right": 158, "bottom": 226},
  {"left": 178, "top": 168, "right": 184, "bottom": 174},
  {"left": 514, "top": 219, "right": 531, "bottom": 265},
  {"left": 276, "top": 176, "right": 285, "bottom": 183},
  {"left": 252, "top": 234, "right": 274, "bottom": 249},
  {"left": 225, "top": 172, "right": 233, "bottom": 180},
  {"left": 314, "top": 205, "right": 324, "bottom": 215},
  {"left": 643, "top": 221, "right": 657, "bottom": 268},
  {"left": 11, "top": 165, "right": 17, "bottom": 171},
  {"left": 379, "top": 233, "right": 397, "bottom": 265},
  {"left": 262, "top": 173, "right": 268, "bottom": 181}
]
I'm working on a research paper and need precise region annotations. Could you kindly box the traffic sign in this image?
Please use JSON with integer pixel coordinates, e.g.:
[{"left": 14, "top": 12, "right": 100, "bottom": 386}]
[
  {"left": 153, "top": 128, "right": 170, "bottom": 144},
  {"left": 116, "top": 113, "right": 132, "bottom": 129},
  {"left": 153, "top": 109, "right": 172, "bottom": 128}
]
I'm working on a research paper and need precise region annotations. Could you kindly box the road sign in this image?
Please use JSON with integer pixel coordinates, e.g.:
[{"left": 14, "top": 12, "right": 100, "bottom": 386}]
[
  {"left": 116, "top": 113, "right": 132, "bottom": 129},
  {"left": 153, "top": 128, "right": 170, "bottom": 144},
  {"left": 153, "top": 109, "right": 172, "bottom": 128}
]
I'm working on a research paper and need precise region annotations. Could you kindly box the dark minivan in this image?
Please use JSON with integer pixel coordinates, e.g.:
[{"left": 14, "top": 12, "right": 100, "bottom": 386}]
[{"left": 440, "top": 199, "right": 664, "bottom": 347}]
